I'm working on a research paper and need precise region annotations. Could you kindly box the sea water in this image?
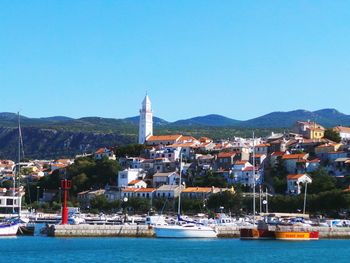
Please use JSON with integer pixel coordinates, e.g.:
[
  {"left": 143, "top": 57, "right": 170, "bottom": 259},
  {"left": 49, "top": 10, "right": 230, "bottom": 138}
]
[{"left": 1, "top": 236, "right": 350, "bottom": 263}]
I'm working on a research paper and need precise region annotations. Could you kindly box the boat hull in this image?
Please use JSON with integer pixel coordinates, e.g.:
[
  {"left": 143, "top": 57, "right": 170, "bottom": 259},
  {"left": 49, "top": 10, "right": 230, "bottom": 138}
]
[
  {"left": 240, "top": 228, "right": 275, "bottom": 240},
  {"left": 154, "top": 225, "right": 217, "bottom": 238},
  {"left": 275, "top": 231, "right": 319, "bottom": 240},
  {"left": 0, "top": 222, "right": 19, "bottom": 236}
]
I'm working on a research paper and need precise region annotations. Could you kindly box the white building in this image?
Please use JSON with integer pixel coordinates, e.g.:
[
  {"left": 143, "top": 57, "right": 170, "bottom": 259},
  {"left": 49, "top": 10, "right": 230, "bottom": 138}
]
[
  {"left": 287, "top": 174, "right": 312, "bottom": 195},
  {"left": 153, "top": 171, "right": 179, "bottom": 187},
  {"left": 138, "top": 94, "right": 153, "bottom": 144},
  {"left": 117, "top": 168, "right": 145, "bottom": 188},
  {"left": 334, "top": 126, "right": 350, "bottom": 142}
]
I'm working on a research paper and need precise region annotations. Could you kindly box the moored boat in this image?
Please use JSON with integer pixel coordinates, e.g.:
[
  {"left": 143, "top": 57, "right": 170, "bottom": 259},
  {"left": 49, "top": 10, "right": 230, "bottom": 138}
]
[
  {"left": 0, "top": 219, "right": 20, "bottom": 237},
  {"left": 240, "top": 220, "right": 275, "bottom": 240},
  {"left": 275, "top": 225, "right": 319, "bottom": 240}
]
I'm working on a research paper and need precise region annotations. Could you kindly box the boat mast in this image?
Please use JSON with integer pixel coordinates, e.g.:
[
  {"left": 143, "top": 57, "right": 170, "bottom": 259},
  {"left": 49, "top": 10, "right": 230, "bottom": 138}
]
[
  {"left": 252, "top": 131, "right": 256, "bottom": 225},
  {"left": 12, "top": 111, "right": 21, "bottom": 215},
  {"left": 177, "top": 154, "right": 182, "bottom": 217}
]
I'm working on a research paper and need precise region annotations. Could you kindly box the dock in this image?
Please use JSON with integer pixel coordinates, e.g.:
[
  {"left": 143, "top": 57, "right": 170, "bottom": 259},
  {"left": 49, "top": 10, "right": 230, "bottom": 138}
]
[{"left": 46, "top": 224, "right": 350, "bottom": 239}]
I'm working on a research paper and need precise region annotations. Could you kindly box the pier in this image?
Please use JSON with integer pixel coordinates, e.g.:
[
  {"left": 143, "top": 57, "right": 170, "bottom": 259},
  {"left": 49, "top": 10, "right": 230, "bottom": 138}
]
[{"left": 46, "top": 224, "right": 350, "bottom": 239}]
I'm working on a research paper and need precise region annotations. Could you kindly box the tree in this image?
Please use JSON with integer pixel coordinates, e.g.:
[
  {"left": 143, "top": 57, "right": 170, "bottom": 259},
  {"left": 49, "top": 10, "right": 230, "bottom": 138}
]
[
  {"left": 324, "top": 129, "right": 341, "bottom": 143},
  {"left": 307, "top": 167, "right": 336, "bottom": 194},
  {"left": 207, "top": 191, "right": 242, "bottom": 214}
]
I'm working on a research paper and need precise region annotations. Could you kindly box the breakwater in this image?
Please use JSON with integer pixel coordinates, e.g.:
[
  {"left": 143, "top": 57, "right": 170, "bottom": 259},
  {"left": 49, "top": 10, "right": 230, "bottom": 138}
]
[{"left": 47, "top": 224, "right": 350, "bottom": 239}]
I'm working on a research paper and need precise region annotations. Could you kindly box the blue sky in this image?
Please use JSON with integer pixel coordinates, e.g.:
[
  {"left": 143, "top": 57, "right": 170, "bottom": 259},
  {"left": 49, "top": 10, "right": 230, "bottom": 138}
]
[{"left": 1, "top": 1, "right": 349, "bottom": 121}]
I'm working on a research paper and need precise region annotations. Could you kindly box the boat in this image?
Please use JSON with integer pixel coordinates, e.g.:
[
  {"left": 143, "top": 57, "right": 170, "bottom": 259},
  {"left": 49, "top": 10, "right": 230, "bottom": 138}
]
[
  {"left": 154, "top": 221, "right": 217, "bottom": 238},
  {"left": 154, "top": 156, "right": 217, "bottom": 238},
  {"left": 0, "top": 218, "right": 19, "bottom": 237},
  {"left": 240, "top": 220, "right": 275, "bottom": 240},
  {"left": 275, "top": 224, "right": 319, "bottom": 240}
]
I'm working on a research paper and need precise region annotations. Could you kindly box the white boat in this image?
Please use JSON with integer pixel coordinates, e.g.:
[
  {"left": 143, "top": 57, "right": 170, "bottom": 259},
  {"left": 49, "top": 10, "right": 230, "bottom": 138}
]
[
  {"left": 154, "top": 155, "right": 217, "bottom": 238},
  {"left": 154, "top": 223, "right": 217, "bottom": 238},
  {"left": 0, "top": 219, "right": 19, "bottom": 237}
]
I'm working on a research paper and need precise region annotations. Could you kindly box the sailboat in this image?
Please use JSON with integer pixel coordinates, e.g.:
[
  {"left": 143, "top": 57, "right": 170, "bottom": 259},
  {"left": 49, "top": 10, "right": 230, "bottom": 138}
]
[
  {"left": 154, "top": 155, "right": 217, "bottom": 238},
  {"left": 0, "top": 113, "right": 22, "bottom": 236}
]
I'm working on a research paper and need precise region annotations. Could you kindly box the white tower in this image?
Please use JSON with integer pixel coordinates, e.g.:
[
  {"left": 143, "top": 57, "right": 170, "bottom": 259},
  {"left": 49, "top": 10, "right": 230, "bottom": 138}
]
[{"left": 138, "top": 94, "right": 153, "bottom": 144}]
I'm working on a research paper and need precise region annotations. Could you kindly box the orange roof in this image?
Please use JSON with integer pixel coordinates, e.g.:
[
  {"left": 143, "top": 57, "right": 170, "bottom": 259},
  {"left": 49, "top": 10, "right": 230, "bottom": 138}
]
[
  {"left": 287, "top": 174, "right": 306, "bottom": 180},
  {"left": 169, "top": 142, "right": 197, "bottom": 148},
  {"left": 136, "top": 188, "right": 156, "bottom": 193},
  {"left": 147, "top": 135, "right": 182, "bottom": 141},
  {"left": 218, "top": 152, "right": 236, "bottom": 158},
  {"left": 282, "top": 153, "right": 307, "bottom": 160},
  {"left": 182, "top": 187, "right": 213, "bottom": 193},
  {"left": 177, "top": 136, "right": 197, "bottom": 142},
  {"left": 256, "top": 143, "right": 270, "bottom": 147},
  {"left": 95, "top": 148, "right": 106, "bottom": 154},
  {"left": 334, "top": 126, "right": 350, "bottom": 133},
  {"left": 255, "top": 154, "right": 265, "bottom": 158},
  {"left": 128, "top": 180, "right": 142, "bottom": 185},
  {"left": 122, "top": 188, "right": 138, "bottom": 192}
]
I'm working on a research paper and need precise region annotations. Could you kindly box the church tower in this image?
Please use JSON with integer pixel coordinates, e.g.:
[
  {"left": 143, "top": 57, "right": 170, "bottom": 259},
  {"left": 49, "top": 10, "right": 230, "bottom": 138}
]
[{"left": 138, "top": 94, "right": 153, "bottom": 144}]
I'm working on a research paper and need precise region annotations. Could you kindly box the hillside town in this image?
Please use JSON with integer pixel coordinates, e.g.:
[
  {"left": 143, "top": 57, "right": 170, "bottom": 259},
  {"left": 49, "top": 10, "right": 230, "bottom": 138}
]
[{"left": 1, "top": 95, "right": 350, "bottom": 215}]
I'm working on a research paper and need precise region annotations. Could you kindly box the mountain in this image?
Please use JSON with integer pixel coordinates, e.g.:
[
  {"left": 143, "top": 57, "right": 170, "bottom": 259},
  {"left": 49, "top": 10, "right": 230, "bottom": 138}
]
[
  {"left": 39, "top": 116, "right": 74, "bottom": 122},
  {"left": 1, "top": 108, "right": 350, "bottom": 159},
  {"left": 124, "top": 116, "right": 169, "bottom": 126},
  {"left": 241, "top": 109, "right": 350, "bottom": 128},
  {"left": 171, "top": 114, "right": 241, "bottom": 127}
]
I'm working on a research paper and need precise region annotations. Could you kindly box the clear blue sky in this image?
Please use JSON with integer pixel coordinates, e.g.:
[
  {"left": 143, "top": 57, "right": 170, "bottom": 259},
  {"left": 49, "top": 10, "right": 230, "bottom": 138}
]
[{"left": 1, "top": 1, "right": 349, "bottom": 121}]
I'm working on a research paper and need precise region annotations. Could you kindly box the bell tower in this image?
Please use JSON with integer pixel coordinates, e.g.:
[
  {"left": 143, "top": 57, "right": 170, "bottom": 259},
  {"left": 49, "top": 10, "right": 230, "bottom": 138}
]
[{"left": 138, "top": 94, "right": 153, "bottom": 144}]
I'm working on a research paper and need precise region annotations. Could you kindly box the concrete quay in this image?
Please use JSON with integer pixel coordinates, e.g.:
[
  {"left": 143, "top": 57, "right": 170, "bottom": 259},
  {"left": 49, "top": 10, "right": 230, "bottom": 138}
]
[
  {"left": 47, "top": 224, "right": 154, "bottom": 237},
  {"left": 47, "top": 224, "right": 350, "bottom": 239}
]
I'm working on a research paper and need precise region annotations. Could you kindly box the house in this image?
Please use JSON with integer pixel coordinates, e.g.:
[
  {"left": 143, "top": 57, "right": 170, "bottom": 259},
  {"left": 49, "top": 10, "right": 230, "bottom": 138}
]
[
  {"left": 146, "top": 135, "right": 183, "bottom": 146},
  {"left": 255, "top": 143, "right": 270, "bottom": 155},
  {"left": 153, "top": 157, "right": 174, "bottom": 173},
  {"left": 293, "top": 121, "right": 325, "bottom": 139},
  {"left": 216, "top": 152, "right": 236, "bottom": 170},
  {"left": 121, "top": 188, "right": 156, "bottom": 200},
  {"left": 197, "top": 154, "right": 215, "bottom": 169},
  {"left": 315, "top": 143, "right": 342, "bottom": 160},
  {"left": 117, "top": 168, "right": 145, "bottom": 188},
  {"left": 94, "top": 147, "right": 116, "bottom": 160},
  {"left": 155, "top": 185, "right": 182, "bottom": 199},
  {"left": 287, "top": 174, "right": 312, "bottom": 195},
  {"left": 282, "top": 153, "right": 309, "bottom": 174},
  {"left": 333, "top": 126, "right": 350, "bottom": 142},
  {"left": 181, "top": 186, "right": 224, "bottom": 200},
  {"left": 149, "top": 146, "right": 181, "bottom": 162},
  {"left": 252, "top": 154, "right": 266, "bottom": 166},
  {"left": 270, "top": 151, "right": 286, "bottom": 167},
  {"left": 152, "top": 171, "right": 180, "bottom": 187},
  {"left": 104, "top": 187, "right": 121, "bottom": 202},
  {"left": 295, "top": 158, "right": 321, "bottom": 174},
  {"left": 328, "top": 157, "right": 350, "bottom": 177},
  {"left": 127, "top": 179, "right": 147, "bottom": 188}
]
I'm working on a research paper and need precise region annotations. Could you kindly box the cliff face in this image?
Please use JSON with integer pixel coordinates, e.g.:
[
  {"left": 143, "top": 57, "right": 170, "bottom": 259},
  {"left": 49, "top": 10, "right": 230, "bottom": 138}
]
[{"left": 0, "top": 127, "right": 136, "bottom": 160}]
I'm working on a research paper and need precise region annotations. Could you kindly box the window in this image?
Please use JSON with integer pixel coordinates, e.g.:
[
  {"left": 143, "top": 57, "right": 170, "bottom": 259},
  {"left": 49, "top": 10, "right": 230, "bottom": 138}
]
[{"left": 6, "top": 199, "right": 13, "bottom": 206}]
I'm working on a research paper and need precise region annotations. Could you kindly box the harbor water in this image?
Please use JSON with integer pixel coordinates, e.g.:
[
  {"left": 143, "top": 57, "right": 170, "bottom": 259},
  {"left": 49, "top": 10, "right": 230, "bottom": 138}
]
[{"left": 1, "top": 236, "right": 350, "bottom": 263}]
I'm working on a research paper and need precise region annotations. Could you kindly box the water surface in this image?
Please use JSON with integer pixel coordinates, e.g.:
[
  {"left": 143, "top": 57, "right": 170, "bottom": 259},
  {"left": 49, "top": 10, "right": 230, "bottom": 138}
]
[{"left": 1, "top": 237, "right": 349, "bottom": 263}]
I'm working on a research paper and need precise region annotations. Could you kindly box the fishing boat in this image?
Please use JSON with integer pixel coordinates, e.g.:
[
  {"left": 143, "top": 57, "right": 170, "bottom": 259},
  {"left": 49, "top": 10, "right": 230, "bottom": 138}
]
[{"left": 154, "top": 156, "right": 217, "bottom": 238}]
